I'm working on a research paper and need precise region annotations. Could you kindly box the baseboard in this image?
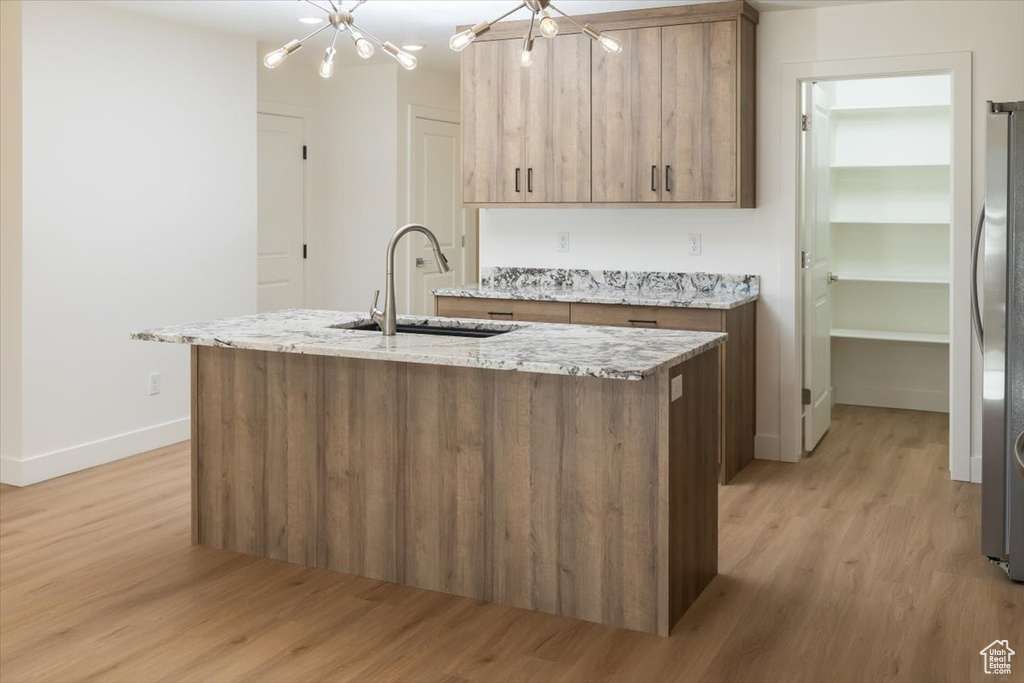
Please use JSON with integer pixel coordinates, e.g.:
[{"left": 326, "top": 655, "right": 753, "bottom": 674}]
[
  {"left": 834, "top": 385, "right": 949, "bottom": 414},
  {"left": 0, "top": 417, "right": 190, "bottom": 487},
  {"left": 755, "top": 433, "right": 782, "bottom": 462},
  {"left": 970, "top": 454, "right": 983, "bottom": 484}
]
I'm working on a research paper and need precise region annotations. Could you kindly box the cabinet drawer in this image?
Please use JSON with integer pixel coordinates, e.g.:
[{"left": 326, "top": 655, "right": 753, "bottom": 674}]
[
  {"left": 436, "top": 296, "right": 571, "bottom": 324},
  {"left": 569, "top": 302, "right": 723, "bottom": 331}
]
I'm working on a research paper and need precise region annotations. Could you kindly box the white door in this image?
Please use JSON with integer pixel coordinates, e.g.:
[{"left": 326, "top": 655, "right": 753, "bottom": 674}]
[
  {"left": 408, "top": 115, "right": 477, "bottom": 315},
  {"left": 257, "top": 113, "right": 305, "bottom": 312},
  {"left": 803, "top": 82, "right": 834, "bottom": 451}
]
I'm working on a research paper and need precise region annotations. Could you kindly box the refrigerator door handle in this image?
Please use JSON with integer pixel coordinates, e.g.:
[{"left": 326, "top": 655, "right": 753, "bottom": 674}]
[
  {"left": 971, "top": 206, "right": 986, "bottom": 348},
  {"left": 1015, "top": 430, "right": 1024, "bottom": 481}
]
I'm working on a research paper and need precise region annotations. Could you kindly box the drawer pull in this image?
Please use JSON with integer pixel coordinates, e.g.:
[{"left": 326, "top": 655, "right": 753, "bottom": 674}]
[
  {"left": 488, "top": 311, "right": 514, "bottom": 318},
  {"left": 628, "top": 319, "right": 659, "bottom": 327}
]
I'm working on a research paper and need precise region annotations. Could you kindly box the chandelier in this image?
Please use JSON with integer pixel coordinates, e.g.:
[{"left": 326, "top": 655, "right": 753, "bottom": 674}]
[
  {"left": 263, "top": 0, "right": 417, "bottom": 78},
  {"left": 450, "top": 0, "right": 622, "bottom": 67}
]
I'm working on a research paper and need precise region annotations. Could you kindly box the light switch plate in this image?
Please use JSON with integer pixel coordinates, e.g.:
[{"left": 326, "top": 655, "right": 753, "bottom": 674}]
[{"left": 670, "top": 375, "right": 682, "bottom": 402}]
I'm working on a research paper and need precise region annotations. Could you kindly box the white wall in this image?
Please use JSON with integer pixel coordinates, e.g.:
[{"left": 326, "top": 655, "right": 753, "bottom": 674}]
[
  {"left": 0, "top": 0, "right": 23, "bottom": 475},
  {"left": 479, "top": 0, "right": 1024, "bottom": 463},
  {"left": 1, "top": 0, "right": 256, "bottom": 486},
  {"left": 256, "top": 52, "right": 460, "bottom": 312}
]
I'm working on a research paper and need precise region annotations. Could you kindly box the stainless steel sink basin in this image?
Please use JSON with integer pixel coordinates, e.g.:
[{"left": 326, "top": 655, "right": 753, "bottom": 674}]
[
  {"left": 329, "top": 319, "right": 515, "bottom": 338},
  {"left": 348, "top": 322, "right": 510, "bottom": 338}
]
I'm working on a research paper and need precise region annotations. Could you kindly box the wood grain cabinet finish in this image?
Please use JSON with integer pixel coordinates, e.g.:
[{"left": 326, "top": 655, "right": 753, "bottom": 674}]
[
  {"left": 591, "top": 27, "right": 663, "bottom": 203},
  {"left": 436, "top": 295, "right": 756, "bottom": 483},
  {"left": 436, "top": 296, "right": 570, "bottom": 323},
  {"left": 462, "top": 39, "right": 525, "bottom": 204},
  {"left": 460, "top": 1, "right": 757, "bottom": 208},
  {"left": 191, "top": 346, "right": 720, "bottom": 636},
  {"left": 462, "top": 35, "right": 591, "bottom": 204}
]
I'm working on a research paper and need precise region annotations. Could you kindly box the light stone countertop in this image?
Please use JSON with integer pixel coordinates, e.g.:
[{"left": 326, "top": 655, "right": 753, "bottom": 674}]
[
  {"left": 433, "top": 267, "right": 760, "bottom": 310},
  {"left": 132, "top": 309, "right": 726, "bottom": 381}
]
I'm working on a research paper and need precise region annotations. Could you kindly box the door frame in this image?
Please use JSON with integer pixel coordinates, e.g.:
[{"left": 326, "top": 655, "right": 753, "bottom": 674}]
[
  {"left": 400, "top": 104, "right": 478, "bottom": 315},
  {"left": 257, "top": 100, "right": 309, "bottom": 307},
  {"left": 780, "top": 52, "right": 973, "bottom": 480}
]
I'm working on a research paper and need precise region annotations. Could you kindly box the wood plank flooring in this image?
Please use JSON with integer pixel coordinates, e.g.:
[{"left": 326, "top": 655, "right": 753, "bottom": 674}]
[{"left": 1, "top": 405, "right": 1021, "bottom": 682}]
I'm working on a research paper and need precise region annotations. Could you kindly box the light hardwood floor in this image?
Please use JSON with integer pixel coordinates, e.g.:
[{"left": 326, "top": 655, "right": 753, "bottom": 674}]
[{"left": 1, "top": 405, "right": 1021, "bottom": 683}]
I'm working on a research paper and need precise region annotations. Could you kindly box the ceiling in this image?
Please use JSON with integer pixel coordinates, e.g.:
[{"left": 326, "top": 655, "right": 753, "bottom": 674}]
[{"left": 94, "top": 0, "right": 880, "bottom": 73}]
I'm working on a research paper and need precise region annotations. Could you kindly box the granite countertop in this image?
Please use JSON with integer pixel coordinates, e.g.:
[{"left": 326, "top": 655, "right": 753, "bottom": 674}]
[
  {"left": 132, "top": 309, "right": 726, "bottom": 381},
  {"left": 433, "top": 268, "right": 760, "bottom": 310}
]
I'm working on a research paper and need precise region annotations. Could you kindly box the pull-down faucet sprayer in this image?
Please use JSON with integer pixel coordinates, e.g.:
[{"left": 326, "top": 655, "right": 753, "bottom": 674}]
[{"left": 370, "top": 223, "right": 451, "bottom": 335}]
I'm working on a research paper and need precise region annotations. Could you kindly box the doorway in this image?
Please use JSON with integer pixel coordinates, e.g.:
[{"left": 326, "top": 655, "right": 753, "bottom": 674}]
[
  {"left": 800, "top": 74, "right": 954, "bottom": 452},
  {"left": 256, "top": 112, "right": 305, "bottom": 312},
  {"left": 406, "top": 107, "right": 478, "bottom": 315}
]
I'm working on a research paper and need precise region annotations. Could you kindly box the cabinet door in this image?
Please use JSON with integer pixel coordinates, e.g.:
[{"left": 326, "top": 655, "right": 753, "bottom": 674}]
[
  {"left": 662, "top": 21, "right": 737, "bottom": 203},
  {"left": 462, "top": 39, "right": 525, "bottom": 204},
  {"left": 524, "top": 34, "right": 591, "bottom": 203},
  {"left": 592, "top": 28, "right": 662, "bottom": 203}
]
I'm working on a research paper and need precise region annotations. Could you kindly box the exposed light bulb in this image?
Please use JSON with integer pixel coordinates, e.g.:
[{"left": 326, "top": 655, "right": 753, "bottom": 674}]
[
  {"left": 598, "top": 33, "right": 622, "bottom": 54},
  {"left": 352, "top": 31, "right": 374, "bottom": 59},
  {"left": 449, "top": 29, "right": 476, "bottom": 52},
  {"left": 449, "top": 21, "right": 490, "bottom": 53},
  {"left": 319, "top": 46, "right": 337, "bottom": 79},
  {"left": 539, "top": 11, "right": 558, "bottom": 38},
  {"left": 520, "top": 46, "right": 533, "bottom": 67},
  {"left": 263, "top": 39, "right": 302, "bottom": 69},
  {"left": 383, "top": 41, "right": 417, "bottom": 70}
]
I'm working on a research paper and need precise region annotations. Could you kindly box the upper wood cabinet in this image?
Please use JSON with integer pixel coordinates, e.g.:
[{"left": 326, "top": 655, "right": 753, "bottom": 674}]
[
  {"left": 459, "top": 1, "right": 757, "bottom": 208},
  {"left": 462, "top": 34, "right": 591, "bottom": 204}
]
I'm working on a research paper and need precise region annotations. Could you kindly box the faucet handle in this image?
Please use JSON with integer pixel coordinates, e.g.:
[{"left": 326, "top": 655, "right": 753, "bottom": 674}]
[{"left": 370, "top": 289, "right": 381, "bottom": 316}]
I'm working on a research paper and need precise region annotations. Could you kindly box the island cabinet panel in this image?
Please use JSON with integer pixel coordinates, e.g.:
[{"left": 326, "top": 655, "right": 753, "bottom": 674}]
[
  {"left": 434, "top": 295, "right": 756, "bottom": 483},
  {"left": 191, "top": 346, "right": 720, "bottom": 636},
  {"left": 591, "top": 27, "right": 663, "bottom": 203},
  {"left": 435, "top": 296, "right": 570, "bottom": 323}
]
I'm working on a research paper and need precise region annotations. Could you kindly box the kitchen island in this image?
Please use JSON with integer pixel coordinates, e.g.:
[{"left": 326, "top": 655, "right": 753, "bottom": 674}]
[{"left": 133, "top": 310, "right": 725, "bottom": 636}]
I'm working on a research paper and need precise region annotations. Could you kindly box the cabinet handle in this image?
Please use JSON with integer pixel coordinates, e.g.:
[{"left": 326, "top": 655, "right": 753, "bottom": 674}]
[
  {"left": 665, "top": 165, "right": 672, "bottom": 193},
  {"left": 488, "top": 311, "right": 514, "bottom": 318},
  {"left": 515, "top": 168, "right": 521, "bottom": 193},
  {"left": 628, "top": 319, "right": 659, "bottom": 327},
  {"left": 651, "top": 165, "right": 657, "bottom": 192},
  {"left": 527, "top": 168, "right": 533, "bottom": 193}
]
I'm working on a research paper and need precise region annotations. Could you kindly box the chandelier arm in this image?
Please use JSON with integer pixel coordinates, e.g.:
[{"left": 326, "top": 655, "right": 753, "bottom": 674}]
[
  {"left": 298, "top": 21, "right": 335, "bottom": 44},
  {"left": 329, "top": 27, "right": 341, "bottom": 49},
  {"left": 349, "top": 0, "right": 368, "bottom": 12},
  {"left": 348, "top": 22, "right": 384, "bottom": 46},
  {"left": 490, "top": 2, "right": 529, "bottom": 26},
  {"left": 301, "top": 0, "right": 333, "bottom": 15},
  {"left": 547, "top": 3, "right": 586, "bottom": 30}
]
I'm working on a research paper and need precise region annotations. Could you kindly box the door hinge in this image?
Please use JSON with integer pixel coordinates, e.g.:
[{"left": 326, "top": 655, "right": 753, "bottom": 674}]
[
  {"left": 303, "top": 244, "right": 308, "bottom": 259},
  {"left": 461, "top": 235, "right": 466, "bottom": 247},
  {"left": 801, "top": 250, "right": 811, "bottom": 269},
  {"left": 802, "top": 388, "right": 812, "bottom": 406},
  {"left": 800, "top": 114, "right": 810, "bottom": 132},
  {"left": 302, "top": 145, "right": 307, "bottom": 160}
]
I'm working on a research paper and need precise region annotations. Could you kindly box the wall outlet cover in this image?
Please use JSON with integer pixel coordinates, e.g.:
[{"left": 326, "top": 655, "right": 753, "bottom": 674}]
[
  {"left": 556, "top": 232, "right": 570, "bottom": 253},
  {"left": 149, "top": 372, "right": 161, "bottom": 396},
  {"left": 688, "top": 233, "right": 702, "bottom": 256}
]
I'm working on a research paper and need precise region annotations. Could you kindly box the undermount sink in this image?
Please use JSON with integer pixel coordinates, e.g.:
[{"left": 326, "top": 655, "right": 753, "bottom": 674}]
[{"left": 330, "top": 320, "right": 514, "bottom": 338}]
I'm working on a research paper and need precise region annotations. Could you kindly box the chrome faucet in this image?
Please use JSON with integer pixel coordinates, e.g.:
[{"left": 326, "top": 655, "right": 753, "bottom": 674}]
[{"left": 370, "top": 223, "right": 451, "bottom": 335}]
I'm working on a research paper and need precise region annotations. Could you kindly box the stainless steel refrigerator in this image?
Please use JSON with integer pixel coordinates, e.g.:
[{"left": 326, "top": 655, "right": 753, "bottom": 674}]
[{"left": 973, "top": 100, "right": 1024, "bottom": 582}]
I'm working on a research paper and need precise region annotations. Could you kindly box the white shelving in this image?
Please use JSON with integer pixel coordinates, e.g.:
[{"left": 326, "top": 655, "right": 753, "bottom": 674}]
[
  {"left": 831, "top": 328, "right": 949, "bottom": 344},
  {"left": 825, "top": 74, "right": 952, "bottom": 413}
]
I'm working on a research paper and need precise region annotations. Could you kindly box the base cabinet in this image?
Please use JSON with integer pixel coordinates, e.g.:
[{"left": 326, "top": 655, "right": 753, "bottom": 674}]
[{"left": 435, "top": 296, "right": 757, "bottom": 484}]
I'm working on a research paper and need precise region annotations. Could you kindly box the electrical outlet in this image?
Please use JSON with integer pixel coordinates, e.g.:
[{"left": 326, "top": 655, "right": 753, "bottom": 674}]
[
  {"left": 148, "top": 372, "right": 161, "bottom": 396},
  {"left": 688, "top": 233, "right": 702, "bottom": 256},
  {"left": 556, "top": 231, "right": 570, "bottom": 253}
]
